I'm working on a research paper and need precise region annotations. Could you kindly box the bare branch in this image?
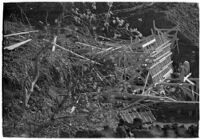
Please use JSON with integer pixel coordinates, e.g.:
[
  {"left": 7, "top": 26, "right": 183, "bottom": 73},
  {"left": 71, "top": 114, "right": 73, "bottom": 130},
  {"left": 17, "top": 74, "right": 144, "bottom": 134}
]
[
  {"left": 4, "top": 30, "right": 39, "bottom": 37},
  {"left": 43, "top": 39, "right": 101, "bottom": 65}
]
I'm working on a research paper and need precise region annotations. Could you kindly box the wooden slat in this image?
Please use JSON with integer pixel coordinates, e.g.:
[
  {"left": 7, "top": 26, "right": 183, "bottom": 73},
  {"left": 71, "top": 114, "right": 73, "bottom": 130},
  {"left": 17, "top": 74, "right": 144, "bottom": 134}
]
[
  {"left": 150, "top": 52, "right": 172, "bottom": 69},
  {"left": 127, "top": 112, "right": 133, "bottom": 123},
  {"left": 144, "top": 111, "right": 152, "bottom": 122},
  {"left": 154, "top": 40, "right": 171, "bottom": 51},
  {"left": 163, "top": 68, "right": 173, "bottom": 79},
  {"left": 142, "top": 112, "right": 148, "bottom": 123},
  {"left": 153, "top": 46, "right": 171, "bottom": 60},
  {"left": 131, "top": 112, "right": 136, "bottom": 119},
  {"left": 149, "top": 110, "right": 156, "bottom": 121},
  {"left": 152, "top": 61, "right": 172, "bottom": 78},
  {"left": 152, "top": 42, "right": 171, "bottom": 57},
  {"left": 120, "top": 112, "right": 125, "bottom": 120},
  {"left": 153, "top": 51, "right": 172, "bottom": 63}
]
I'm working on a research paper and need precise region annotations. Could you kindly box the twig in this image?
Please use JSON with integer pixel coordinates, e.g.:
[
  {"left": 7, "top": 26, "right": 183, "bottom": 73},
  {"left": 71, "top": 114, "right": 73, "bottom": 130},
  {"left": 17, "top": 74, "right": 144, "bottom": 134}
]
[
  {"left": 132, "top": 94, "right": 177, "bottom": 102},
  {"left": 98, "top": 35, "right": 112, "bottom": 41},
  {"left": 181, "top": 86, "right": 199, "bottom": 96},
  {"left": 4, "top": 39, "right": 32, "bottom": 50},
  {"left": 45, "top": 10, "right": 49, "bottom": 26},
  {"left": 17, "top": 4, "right": 31, "bottom": 27},
  {"left": 97, "top": 45, "right": 123, "bottom": 54},
  {"left": 4, "top": 30, "right": 39, "bottom": 37},
  {"left": 54, "top": 114, "right": 88, "bottom": 120},
  {"left": 43, "top": 39, "right": 101, "bottom": 65},
  {"left": 122, "top": 97, "right": 147, "bottom": 110},
  {"left": 75, "top": 42, "right": 103, "bottom": 50},
  {"left": 52, "top": 36, "right": 57, "bottom": 52},
  {"left": 162, "top": 100, "right": 199, "bottom": 104},
  {"left": 142, "top": 72, "right": 150, "bottom": 95},
  {"left": 113, "top": 3, "right": 153, "bottom": 14},
  {"left": 93, "top": 69, "right": 104, "bottom": 81},
  {"left": 158, "top": 82, "right": 195, "bottom": 86}
]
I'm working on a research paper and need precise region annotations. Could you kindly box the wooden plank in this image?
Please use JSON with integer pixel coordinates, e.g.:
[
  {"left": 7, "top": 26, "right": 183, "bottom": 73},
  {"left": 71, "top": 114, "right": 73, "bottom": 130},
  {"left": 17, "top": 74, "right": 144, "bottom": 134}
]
[
  {"left": 142, "top": 38, "right": 156, "bottom": 48},
  {"left": 143, "top": 111, "right": 150, "bottom": 123},
  {"left": 131, "top": 112, "right": 136, "bottom": 119},
  {"left": 153, "top": 47, "right": 171, "bottom": 60},
  {"left": 152, "top": 61, "right": 173, "bottom": 78},
  {"left": 149, "top": 110, "right": 156, "bottom": 121},
  {"left": 153, "top": 51, "right": 172, "bottom": 63},
  {"left": 154, "top": 40, "right": 171, "bottom": 51},
  {"left": 150, "top": 52, "right": 172, "bottom": 69},
  {"left": 163, "top": 68, "right": 173, "bottom": 79},
  {"left": 141, "top": 112, "right": 148, "bottom": 123},
  {"left": 127, "top": 112, "right": 133, "bottom": 123},
  {"left": 152, "top": 42, "right": 171, "bottom": 57}
]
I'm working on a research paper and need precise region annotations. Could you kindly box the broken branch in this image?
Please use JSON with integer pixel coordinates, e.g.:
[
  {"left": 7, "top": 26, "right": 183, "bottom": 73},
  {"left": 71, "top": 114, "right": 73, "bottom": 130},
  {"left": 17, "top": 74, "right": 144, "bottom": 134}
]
[
  {"left": 43, "top": 39, "right": 101, "bottom": 65},
  {"left": 4, "top": 30, "right": 39, "bottom": 37},
  {"left": 76, "top": 42, "right": 104, "bottom": 50}
]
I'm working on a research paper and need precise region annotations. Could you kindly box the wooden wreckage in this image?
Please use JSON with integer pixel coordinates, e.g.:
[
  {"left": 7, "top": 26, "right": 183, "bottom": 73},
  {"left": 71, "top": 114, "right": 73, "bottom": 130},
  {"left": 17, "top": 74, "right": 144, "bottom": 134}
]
[
  {"left": 99, "top": 21, "right": 199, "bottom": 125},
  {"left": 3, "top": 20, "right": 199, "bottom": 125}
]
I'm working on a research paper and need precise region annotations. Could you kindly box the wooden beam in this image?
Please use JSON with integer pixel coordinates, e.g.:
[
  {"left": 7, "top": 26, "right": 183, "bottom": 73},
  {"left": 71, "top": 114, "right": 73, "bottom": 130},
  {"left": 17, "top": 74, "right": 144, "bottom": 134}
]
[{"left": 142, "top": 38, "right": 156, "bottom": 48}]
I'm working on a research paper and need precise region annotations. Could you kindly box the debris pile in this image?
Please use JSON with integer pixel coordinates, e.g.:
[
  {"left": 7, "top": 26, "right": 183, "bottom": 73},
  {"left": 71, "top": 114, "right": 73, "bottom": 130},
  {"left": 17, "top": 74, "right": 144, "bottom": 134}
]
[{"left": 3, "top": 3, "right": 199, "bottom": 137}]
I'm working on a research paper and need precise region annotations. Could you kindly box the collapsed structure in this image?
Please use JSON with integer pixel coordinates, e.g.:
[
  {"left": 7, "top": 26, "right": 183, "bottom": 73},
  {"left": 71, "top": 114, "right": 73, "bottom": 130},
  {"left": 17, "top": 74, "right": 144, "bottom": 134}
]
[
  {"left": 100, "top": 21, "right": 199, "bottom": 125},
  {"left": 3, "top": 19, "right": 199, "bottom": 135}
]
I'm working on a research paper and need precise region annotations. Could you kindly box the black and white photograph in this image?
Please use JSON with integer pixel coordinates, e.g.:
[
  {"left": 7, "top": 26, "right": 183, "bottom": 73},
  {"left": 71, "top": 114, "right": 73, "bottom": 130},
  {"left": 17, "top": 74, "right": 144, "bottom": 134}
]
[{"left": 2, "top": 1, "right": 199, "bottom": 137}]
